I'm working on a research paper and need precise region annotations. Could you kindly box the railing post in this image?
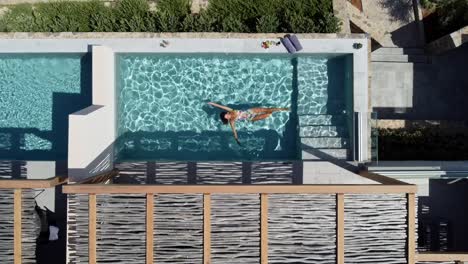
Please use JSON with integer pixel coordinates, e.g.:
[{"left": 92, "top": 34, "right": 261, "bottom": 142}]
[
  {"left": 407, "top": 193, "right": 415, "bottom": 264},
  {"left": 14, "top": 189, "right": 22, "bottom": 264},
  {"left": 337, "top": 193, "right": 344, "bottom": 264},
  {"left": 203, "top": 194, "right": 211, "bottom": 264},
  {"left": 89, "top": 194, "right": 97, "bottom": 264},
  {"left": 260, "top": 193, "right": 268, "bottom": 264},
  {"left": 146, "top": 194, "right": 154, "bottom": 264}
]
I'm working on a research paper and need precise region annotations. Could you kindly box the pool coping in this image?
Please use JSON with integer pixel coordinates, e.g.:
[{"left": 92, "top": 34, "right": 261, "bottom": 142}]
[{"left": 0, "top": 32, "right": 367, "bottom": 39}]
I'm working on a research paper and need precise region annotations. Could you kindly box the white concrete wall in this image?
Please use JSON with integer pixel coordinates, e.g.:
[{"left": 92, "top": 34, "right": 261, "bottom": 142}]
[
  {"left": 68, "top": 46, "right": 115, "bottom": 182},
  {"left": 68, "top": 106, "right": 114, "bottom": 181},
  {"left": 26, "top": 161, "right": 56, "bottom": 211},
  {"left": 303, "top": 161, "right": 377, "bottom": 184},
  {"left": 92, "top": 45, "right": 116, "bottom": 115}
]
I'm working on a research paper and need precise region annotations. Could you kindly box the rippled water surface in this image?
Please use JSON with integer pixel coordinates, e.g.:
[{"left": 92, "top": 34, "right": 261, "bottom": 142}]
[
  {"left": 117, "top": 53, "right": 336, "bottom": 161},
  {"left": 0, "top": 54, "right": 91, "bottom": 160}
]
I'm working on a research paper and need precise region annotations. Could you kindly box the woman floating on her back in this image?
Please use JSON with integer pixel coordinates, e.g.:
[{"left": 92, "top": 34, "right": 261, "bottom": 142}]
[{"left": 208, "top": 102, "right": 289, "bottom": 145}]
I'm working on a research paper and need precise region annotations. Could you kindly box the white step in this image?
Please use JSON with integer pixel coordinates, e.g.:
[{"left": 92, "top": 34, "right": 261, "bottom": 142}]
[
  {"left": 372, "top": 47, "right": 425, "bottom": 55},
  {"left": 301, "top": 137, "right": 348, "bottom": 149},
  {"left": 299, "top": 114, "right": 347, "bottom": 126},
  {"left": 371, "top": 54, "right": 429, "bottom": 63},
  {"left": 299, "top": 125, "right": 347, "bottom": 137},
  {"left": 297, "top": 100, "right": 346, "bottom": 115},
  {"left": 302, "top": 148, "right": 348, "bottom": 160}
]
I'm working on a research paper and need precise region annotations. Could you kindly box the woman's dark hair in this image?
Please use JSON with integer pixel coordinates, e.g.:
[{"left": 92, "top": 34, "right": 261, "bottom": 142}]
[{"left": 220, "top": 112, "right": 228, "bottom": 124}]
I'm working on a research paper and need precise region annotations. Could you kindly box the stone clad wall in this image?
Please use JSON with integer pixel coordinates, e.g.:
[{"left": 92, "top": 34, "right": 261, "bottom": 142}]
[
  {"left": 0, "top": 189, "right": 39, "bottom": 264},
  {"left": 0, "top": 189, "right": 15, "bottom": 264},
  {"left": 344, "top": 194, "right": 409, "bottom": 264}
]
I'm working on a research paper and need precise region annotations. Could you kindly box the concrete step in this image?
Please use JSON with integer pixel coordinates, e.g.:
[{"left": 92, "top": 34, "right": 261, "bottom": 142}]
[
  {"left": 370, "top": 62, "right": 414, "bottom": 77},
  {"left": 372, "top": 47, "right": 425, "bottom": 55},
  {"left": 299, "top": 125, "right": 348, "bottom": 138},
  {"left": 298, "top": 114, "right": 347, "bottom": 126},
  {"left": 297, "top": 100, "right": 347, "bottom": 115},
  {"left": 302, "top": 148, "right": 349, "bottom": 160},
  {"left": 371, "top": 54, "right": 429, "bottom": 63},
  {"left": 301, "top": 137, "right": 348, "bottom": 149}
]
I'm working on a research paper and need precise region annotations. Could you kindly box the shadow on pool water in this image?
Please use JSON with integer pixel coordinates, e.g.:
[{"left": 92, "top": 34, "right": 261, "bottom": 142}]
[
  {"left": 0, "top": 54, "right": 92, "bottom": 161},
  {"left": 115, "top": 119, "right": 300, "bottom": 162}
]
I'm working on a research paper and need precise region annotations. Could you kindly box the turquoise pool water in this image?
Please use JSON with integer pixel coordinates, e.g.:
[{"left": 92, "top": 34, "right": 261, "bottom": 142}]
[
  {"left": 117, "top": 53, "right": 352, "bottom": 161},
  {"left": 0, "top": 54, "right": 91, "bottom": 160}
]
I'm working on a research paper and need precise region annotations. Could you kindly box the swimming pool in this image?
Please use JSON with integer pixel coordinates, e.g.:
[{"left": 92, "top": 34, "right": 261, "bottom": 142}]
[
  {"left": 116, "top": 53, "right": 352, "bottom": 161},
  {"left": 0, "top": 54, "right": 91, "bottom": 160}
]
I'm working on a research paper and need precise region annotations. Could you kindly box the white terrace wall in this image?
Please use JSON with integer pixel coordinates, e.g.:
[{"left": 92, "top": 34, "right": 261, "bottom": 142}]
[{"left": 68, "top": 46, "right": 115, "bottom": 182}]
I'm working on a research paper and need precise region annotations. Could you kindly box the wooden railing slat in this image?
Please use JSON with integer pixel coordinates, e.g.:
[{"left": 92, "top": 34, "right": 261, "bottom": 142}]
[
  {"left": 337, "top": 193, "right": 344, "bottom": 264},
  {"left": 89, "top": 194, "right": 97, "bottom": 264},
  {"left": 14, "top": 189, "right": 22, "bottom": 264},
  {"left": 146, "top": 194, "right": 154, "bottom": 264},
  {"left": 63, "top": 184, "right": 417, "bottom": 194},
  {"left": 416, "top": 252, "right": 468, "bottom": 262},
  {"left": 203, "top": 194, "right": 211, "bottom": 264},
  {"left": 260, "top": 193, "right": 268, "bottom": 264},
  {"left": 0, "top": 176, "right": 67, "bottom": 189}
]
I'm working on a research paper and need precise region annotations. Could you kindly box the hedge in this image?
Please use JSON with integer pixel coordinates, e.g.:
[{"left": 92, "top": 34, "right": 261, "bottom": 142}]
[
  {"left": 378, "top": 127, "right": 468, "bottom": 160},
  {"left": 0, "top": 0, "right": 340, "bottom": 33},
  {"left": 421, "top": 0, "right": 468, "bottom": 42}
]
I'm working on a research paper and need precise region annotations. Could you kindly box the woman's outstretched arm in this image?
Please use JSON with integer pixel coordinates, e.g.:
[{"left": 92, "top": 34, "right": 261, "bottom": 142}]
[
  {"left": 229, "top": 120, "right": 241, "bottom": 145},
  {"left": 208, "top": 102, "right": 234, "bottom": 112}
]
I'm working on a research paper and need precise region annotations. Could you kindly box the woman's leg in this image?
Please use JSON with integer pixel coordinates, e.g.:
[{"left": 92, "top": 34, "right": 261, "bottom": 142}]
[
  {"left": 250, "top": 107, "right": 289, "bottom": 114},
  {"left": 251, "top": 113, "right": 272, "bottom": 122}
]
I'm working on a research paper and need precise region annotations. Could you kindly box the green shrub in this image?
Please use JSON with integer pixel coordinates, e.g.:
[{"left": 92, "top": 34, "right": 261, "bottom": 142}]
[
  {"left": 156, "top": 11, "right": 180, "bottom": 32},
  {"left": 221, "top": 15, "right": 250, "bottom": 32},
  {"left": 181, "top": 11, "right": 216, "bottom": 32},
  {"left": 256, "top": 15, "right": 279, "bottom": 33},
  {"left": 114, "top": 0, "right": 148, "bottom": 20},
  {"left": 0, "top": 4, "right": 36, "bottom": 32},
  {"left": 114, "top": 0, "right": 149, "bottom": 31},
  {"left": 436, "top": 0, "right": 468, "bottom": 28},
  {"left": 378, "top": 127, "right": 468, "bottom": 160},
  {"left": 90, "top": 7, "right": 117, "bottom": 32},
  {"left": 181, "top": 14, "right": 198, "bottom": 32},
  {"left": 0, "top": 0, "right": 340, "bottom": 33},
  {"left": 144, "top": 12, "right": 159, "bottom": 32},
  {"left": 157, "top": 0, "right": 191, "bottom": 18},
  {"left": 34, "top": 1, "right": 105, "bottom": 32},
  {"left": 318, "top": 12, "right": 341, "bottom": 33}
]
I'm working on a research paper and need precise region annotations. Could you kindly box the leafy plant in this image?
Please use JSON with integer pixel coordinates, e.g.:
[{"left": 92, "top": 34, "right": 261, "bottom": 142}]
[
  {"left": 379, "top": 127, "right": 468, "bottom": 160},
  {"left": 0, "top": 4, "right": 35, "bottom": 32},
  {"left": 221, "top": 15, "right": 250, "bottom": 32},
  {"left": 114, "top": 0, "right": 149, "bottom": 31},
  {"left": 196, "top": 11, "right": 217, "bottom": 32},
  {"left": 0, "top": 0, "right": 340, "bottom": 33},
  {"left": 157, "top": 0, "right": 191, "bottom": 19},
  {"left": 90, "top": 8, "right": 117, "bottom": 32},
  {"left": 144, "top": 12, "right": 159, "bottom": 32},
  {"left": 256, "top": 15, "right": 279, "bottom": 33},
  {"left": 156, "top": 11, "right": 180, "bottom": 32}
]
